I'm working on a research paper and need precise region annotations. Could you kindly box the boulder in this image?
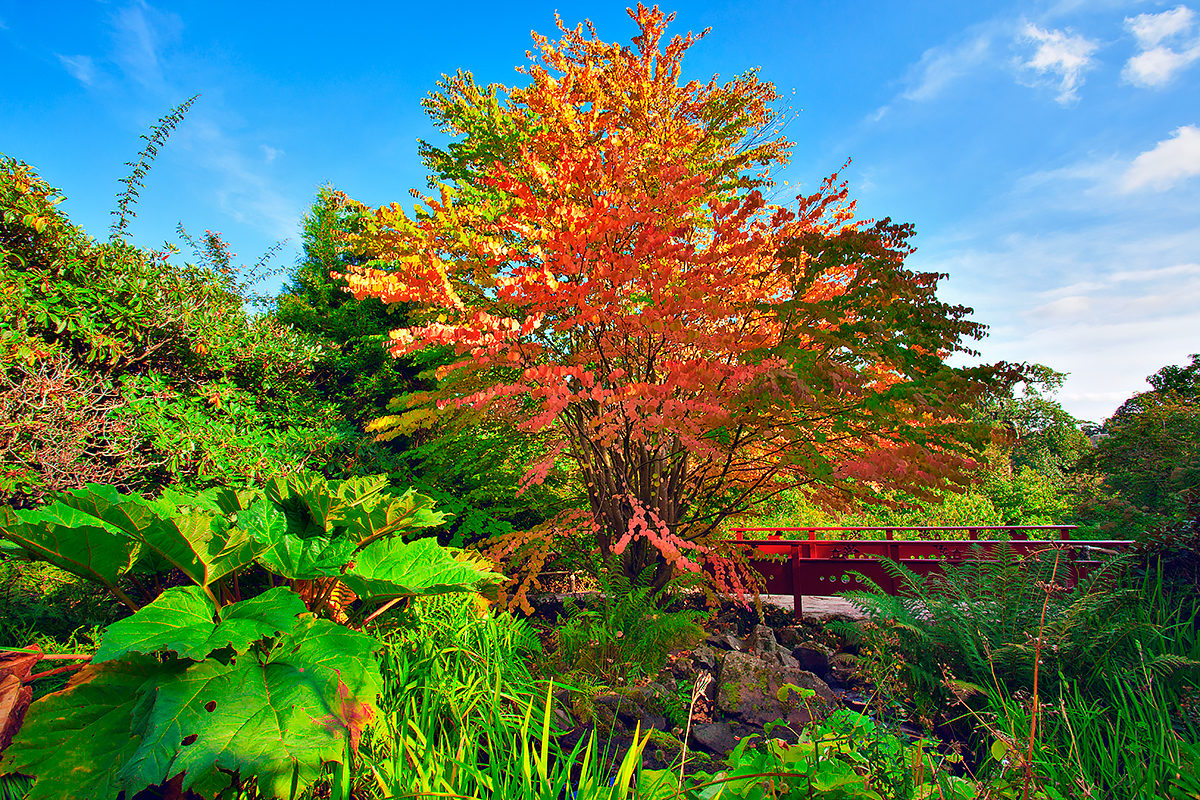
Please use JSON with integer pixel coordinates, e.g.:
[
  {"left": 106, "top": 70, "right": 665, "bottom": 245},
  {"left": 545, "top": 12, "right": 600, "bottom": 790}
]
[
  {"left": 776, "top": 627, "right": 803, "bottom": 649},
  {"left": 690, "top": 644, "right": 718, "bottom": 670},
  {"left": 706, "top": 632, "right": 743, "bottom": 651},
  {"left": 689, "top": 722, "right": 736, "bottom": 755},
  {"left": 827, "top": 652, "right": 862, "bottom": 687},
  {"left": 637, "top": 714, "right": 669, "bottom": 732},
  {"left": 791, "top": 642, "right": 832, "bottom": 676},
  {"left": 716, "top": 650, "right": 837, "bottom": 728},
  {"left": 744, "top": 624, "right": 800, "bottom": 669},
  {"left": 744, "top": 624, "right": 777, "bottom": 656}
]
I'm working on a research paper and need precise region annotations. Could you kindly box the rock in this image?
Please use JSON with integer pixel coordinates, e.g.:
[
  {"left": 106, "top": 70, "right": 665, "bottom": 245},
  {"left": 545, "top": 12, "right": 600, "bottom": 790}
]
[
  {"left": 776, "top": 627, "right": 803, "bottom": 649},
  {"left": 744, "top": 624, "right": 801, "bottom": 669},
  {"left": 592, "top": 694, "right": 625, "bottom": 732},
  {"left": 689, "top": 722, "right": 736, "bottom": 755},
  {"left": 777, "top": 651, "right": 800, "bottom": 670},
  {"left": 827, "top": 653, "right": 861, "bottom": 687},
  {"left": 690, "top": 644, "right": 718, "bottom": 670},
  {"left": 716, "top": 650, "right": 837, "bottom": 728},
  {"left": 745, "top": 624, "right": 778, "bottom": 656},
  {"left": 626, "top": 683, "right": 670, "bottom": 709},
  {"left": 553, "top": 708, "right": 576, "bottom": 731},
  {"left": 792, "top": 642, "right": 832, "bottom": 676},
  {"left": 706, "top": 632, "right": 743, "bottom": 651},
  {"left": 638, "top": 714, "right": 669, "bottom": 732}
]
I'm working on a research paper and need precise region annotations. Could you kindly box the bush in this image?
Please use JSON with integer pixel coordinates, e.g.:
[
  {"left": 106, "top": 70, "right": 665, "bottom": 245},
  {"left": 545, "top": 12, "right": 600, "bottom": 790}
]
[{"left": 556, "top": 566, "right": 706, "bottom": 683}]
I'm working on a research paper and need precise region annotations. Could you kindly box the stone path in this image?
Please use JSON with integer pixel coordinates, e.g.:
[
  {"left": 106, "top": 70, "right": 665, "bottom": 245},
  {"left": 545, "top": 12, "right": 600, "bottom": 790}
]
[
  {"left": 759, "top": 594, "right": 866, "bottom": 621},
  {"left": 532, "top": 591, "right": 867, "bottom": 621}
]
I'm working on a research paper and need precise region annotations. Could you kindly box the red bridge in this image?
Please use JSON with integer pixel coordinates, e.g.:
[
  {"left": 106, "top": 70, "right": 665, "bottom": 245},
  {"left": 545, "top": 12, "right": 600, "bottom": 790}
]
[{"left": 731, "top": 526, "right": 1132, "bottom": 620}]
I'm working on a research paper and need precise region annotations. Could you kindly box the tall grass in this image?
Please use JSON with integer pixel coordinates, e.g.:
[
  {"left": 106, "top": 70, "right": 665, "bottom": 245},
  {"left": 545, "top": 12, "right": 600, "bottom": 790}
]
[
  {"left": 983, "top": 667, "right": 1199, "bottom": 799},
  {"left": 345, "top": 594, "right": 656, "bottom": 798},
  {"left": 846, "top": 548, "right": 1200, "bottom": 798}
]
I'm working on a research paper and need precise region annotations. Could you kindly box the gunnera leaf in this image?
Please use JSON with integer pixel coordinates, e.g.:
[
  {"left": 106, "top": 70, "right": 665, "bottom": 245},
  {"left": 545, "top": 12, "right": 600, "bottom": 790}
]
[
  {"left": 118, "top": 615, "right": 381, "bottom": 799},
  {"left": 0, "top": 656, "right": 177, "bottom": 800},
  {"left": 339, "top": 486, "right": 448, "bottom": 547},
  {"left": 0, "top": 503, "right": 138, "bottom": 598},
  {"left": 341, "top": 537, "right": 502, "bottom": 603},
  {"left": 94, "top": 586, "right": 307, "bottom": 663},
  {"left": 243, "top": 497, "right": 358, "bottom": 580}
]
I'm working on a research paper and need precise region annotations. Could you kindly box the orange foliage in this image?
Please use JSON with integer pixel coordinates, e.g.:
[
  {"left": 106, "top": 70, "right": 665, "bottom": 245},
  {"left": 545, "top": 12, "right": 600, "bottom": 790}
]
[{"left": 342, "top": 6, "right": 1007, "bottom": 597}]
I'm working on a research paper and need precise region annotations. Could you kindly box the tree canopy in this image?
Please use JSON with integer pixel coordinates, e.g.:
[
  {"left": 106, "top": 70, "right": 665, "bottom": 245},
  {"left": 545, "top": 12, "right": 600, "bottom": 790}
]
[{"left": 340, "top": 6, "right": 1009, "bottom": 595}]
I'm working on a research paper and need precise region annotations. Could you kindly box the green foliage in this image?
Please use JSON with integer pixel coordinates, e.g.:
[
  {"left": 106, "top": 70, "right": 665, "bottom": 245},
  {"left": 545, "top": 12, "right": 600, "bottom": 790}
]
[
  {"left": 0, "top": 475, "right": 503, "bottom": 799},
  {"left": 844, "top": 554, "right": 1200, "bottom": 800},
  {"left": 983, "top": 671, "right": 1199, "bottom": 799},
  {"left": 845, "top": 546, "right": 1200, "bottom": 723},
  {"left": 274, "top": 188, "right": 420, "bottom": 426},
  {"left": 341, "top": 537, "right": 500, "bottom": 601},
  {"left": 0, "top": 559, "right": 113, "bottom": 659},
  {"left": 0, "top": 473, "right": 501, "bottom": 619},
  {"left": 639, "top": 710, "right": 983, "bottom": 800},
  {"left": 1080, "top": 354, "right": 1200, "bottom": 533},
  {"left": 388, "top": 414, "right": 584, "bottom": 546},
  {"left": 1, "top": 587, "right": 382, "bottom": 799},
  {"left": 110, "top": 95, "right": 199, "bottom": 242},
  {"left": 1, "top": 154, "right": 368, "bottom": 503},
  {"left": 370, "top": 678, "right": 655, "bottom": 800},
  {"left": 369, "top": 593, "right": 541, "bottom": 757},
  {"left": 978, "top": 365, "right": 1092, "bottom": 478},
  {"left": 556, "top": 563, "right": 705, "bottom": 683},
  {"left": 278, "top": 190, "right": 580, "bottom": 546}
]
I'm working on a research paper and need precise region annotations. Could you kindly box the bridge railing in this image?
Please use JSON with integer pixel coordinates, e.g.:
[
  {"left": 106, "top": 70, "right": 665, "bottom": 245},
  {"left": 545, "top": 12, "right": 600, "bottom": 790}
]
[{"left": 730, "top": 526, "right": 1132, "bottom": 620}]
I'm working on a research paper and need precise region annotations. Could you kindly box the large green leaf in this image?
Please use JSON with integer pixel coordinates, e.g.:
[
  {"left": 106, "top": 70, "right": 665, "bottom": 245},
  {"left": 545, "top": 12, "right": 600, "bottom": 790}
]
[
  {"left": 0, "top": 656, "right": 177, "bottom": 800},
  {"left": 341, "top": 537, "right": 501, "bottom": 603},
  {"left": 161, "top": 509, "right": 265, "bottom": 586},
  {"left": 145, "top": 485, "right": 257, "bottom": 517},
  {"left": 0, "top": 504, "right": 138, "bottom": 602},
  {"left": 119, "top": 616, "right": 381, "bottom": 799},
  {"left": 56, "top": 484, "right": 166, "bottom": 529},
  {"left": 2, "top": 485, "right": 262, "bottom": 597},
  {"left": 264, "top": 472, "right": 336, "bottom": 536},
  {"left": 339, "top": 486, "right": 448, "bottom": 547},
  {"left": 95, "top": 586, "right": 307, "bottom": 663},
  {"left": 243, "top": 497, "right": 358, "bottom": 580}
]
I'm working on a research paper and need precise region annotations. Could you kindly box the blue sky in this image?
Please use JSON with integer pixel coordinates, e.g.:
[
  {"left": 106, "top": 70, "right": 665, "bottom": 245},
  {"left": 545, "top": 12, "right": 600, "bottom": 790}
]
[{"left": 2, "top": 1, "right": 1198, "bottom": 423}]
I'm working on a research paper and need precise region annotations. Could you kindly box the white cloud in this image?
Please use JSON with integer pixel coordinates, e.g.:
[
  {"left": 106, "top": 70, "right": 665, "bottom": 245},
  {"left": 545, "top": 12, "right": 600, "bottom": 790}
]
[
  {"left": 1122, "top": 6, "right": 1200, "bottom": 87},
  {"left": 868, "top": 25, "right": 996, "bottom": 121},
  {"left": 901, "top": 35, "right": 992, "bottom": 102},
  {"left": 1124, "top": 44, "right": 1200, "bottom": 86},
  {"left": 1127, "top": 5, "right": 1195, "bottom": 48},
  {"left": 917, "top": 203, "right": 1200, "bottom": 423},
  {"left": 110, "top": 1, "right": 181, "bottom": 90},
  {"left": 180, "top": 120, "right": 300, "bottom": 243},
  {"left": 57, "top": 54, "right": 96, "bottom": 86},
  {"left": 1019, "top": 22, "right": 1099, "bottom": 104},
  {"left": 1120, "top": 125, "right": 1200, "bottom": 191},
  {"left": 260, "top": 145, "right": 284, "bottom": 164}
]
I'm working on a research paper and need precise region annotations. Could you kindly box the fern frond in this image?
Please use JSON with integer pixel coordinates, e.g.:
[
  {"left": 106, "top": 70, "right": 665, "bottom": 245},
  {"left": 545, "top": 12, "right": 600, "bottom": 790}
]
[{"left": 1144, "top": 653, "right": 1200, "bottom": 679}]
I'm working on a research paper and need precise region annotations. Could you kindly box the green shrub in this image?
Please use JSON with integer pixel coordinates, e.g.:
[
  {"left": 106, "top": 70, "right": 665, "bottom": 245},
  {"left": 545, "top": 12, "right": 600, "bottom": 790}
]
[
  {"left": 845, "top": 545, "right": 1200, "bottom": 723},
  {"left": 556, "top": 567, "right": 705, "bottom": 683}
]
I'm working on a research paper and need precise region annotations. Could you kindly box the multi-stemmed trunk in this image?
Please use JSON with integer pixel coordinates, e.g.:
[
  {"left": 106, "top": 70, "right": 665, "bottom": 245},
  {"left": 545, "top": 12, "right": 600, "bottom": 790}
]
[{"left": 564, "top": 408, "right": 693, "bottom": 592}]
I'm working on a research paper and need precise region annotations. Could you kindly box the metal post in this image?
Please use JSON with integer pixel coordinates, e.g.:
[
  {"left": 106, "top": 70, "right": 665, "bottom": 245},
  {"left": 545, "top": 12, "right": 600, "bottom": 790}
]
[
  {"left": 885, "top": 528, "right": 898, "bottom": 594},
  {"left": 791, "top": 543, "right": 803, "bottom": 622}
]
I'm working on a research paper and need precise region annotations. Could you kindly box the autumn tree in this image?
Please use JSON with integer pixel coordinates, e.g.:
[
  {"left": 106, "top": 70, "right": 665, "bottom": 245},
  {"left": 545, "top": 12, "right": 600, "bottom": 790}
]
[{"left": 342, "top": 6, "right": 1007, "bottom": 598}]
